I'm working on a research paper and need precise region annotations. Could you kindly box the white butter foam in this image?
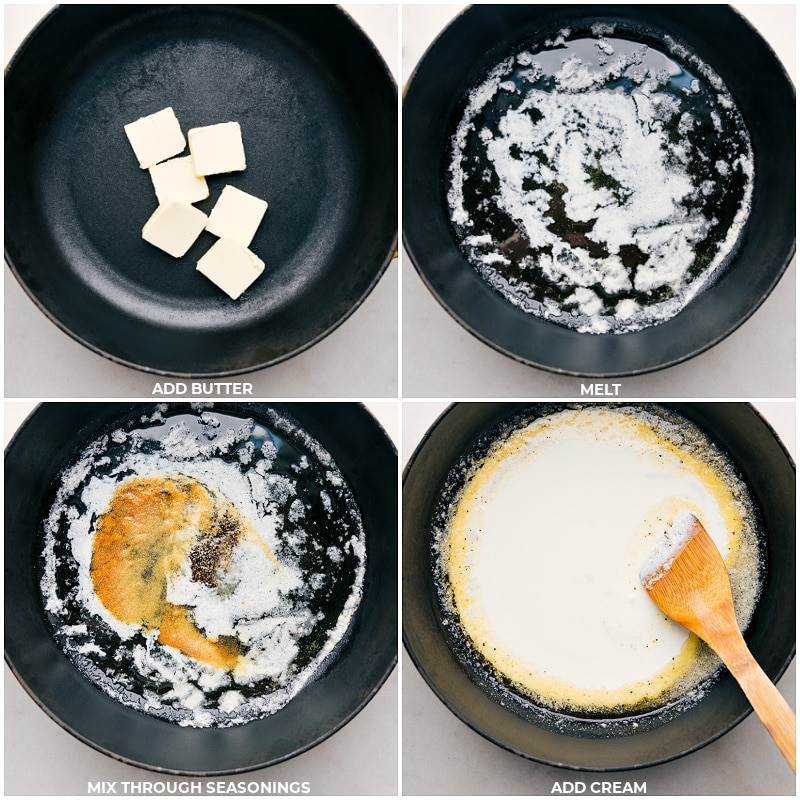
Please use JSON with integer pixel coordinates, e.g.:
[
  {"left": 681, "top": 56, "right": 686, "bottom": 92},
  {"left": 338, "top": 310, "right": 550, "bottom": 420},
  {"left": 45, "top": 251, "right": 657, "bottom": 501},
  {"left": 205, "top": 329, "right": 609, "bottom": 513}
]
[{"left": 40, "top": 406, "right": 366, "bottom": 728}]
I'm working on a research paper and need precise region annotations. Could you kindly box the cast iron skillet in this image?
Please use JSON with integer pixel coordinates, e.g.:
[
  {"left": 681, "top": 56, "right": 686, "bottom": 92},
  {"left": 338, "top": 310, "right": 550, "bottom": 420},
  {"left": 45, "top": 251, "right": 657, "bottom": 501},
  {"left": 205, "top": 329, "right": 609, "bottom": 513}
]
[
  {"left": 5, "top": 6, "right": 397, "bottom": 376},
  {"left": 403, "top": 403, "right": 795, "bottom": 770},
  {"left": 5, "top": 402, "right": 397, "bottom": 774},
  {"left": 403, "top": 6, "right": 796, "bottom": 376}
]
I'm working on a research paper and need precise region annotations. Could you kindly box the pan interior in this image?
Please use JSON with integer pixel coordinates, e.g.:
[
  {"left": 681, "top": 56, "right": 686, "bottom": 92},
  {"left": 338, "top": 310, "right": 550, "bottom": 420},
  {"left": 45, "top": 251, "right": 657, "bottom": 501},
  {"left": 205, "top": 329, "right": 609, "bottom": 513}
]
[
  {"left": 38, "top": 404, "right": 366, "bottom": 728},
  {"left": 430, "top": 404, "right": 764, "bottom": 737},
  {"left": 446, "top": 24, "right": 753, "bottom": 335}
]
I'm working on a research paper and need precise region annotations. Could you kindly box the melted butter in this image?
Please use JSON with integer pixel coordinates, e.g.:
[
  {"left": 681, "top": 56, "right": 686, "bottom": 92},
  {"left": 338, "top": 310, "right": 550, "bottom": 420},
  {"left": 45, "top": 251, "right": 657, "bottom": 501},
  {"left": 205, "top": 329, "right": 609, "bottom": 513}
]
[
  {"left": 443, "top": 407, "right": 761, "bottom": 714},
  {"left": 90, "top": 475, "right": 264, "bottom": 672},
  {"left": 447, "top": 32, "right": 754, "bottom": 334}
]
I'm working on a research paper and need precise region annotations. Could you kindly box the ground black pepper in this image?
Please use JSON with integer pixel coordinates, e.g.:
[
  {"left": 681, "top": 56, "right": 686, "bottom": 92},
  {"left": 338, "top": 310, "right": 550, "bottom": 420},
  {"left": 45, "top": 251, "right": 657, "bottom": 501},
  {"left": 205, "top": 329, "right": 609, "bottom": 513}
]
[{"left": 189, "top": 509, "right": 242, "bottom": 588}]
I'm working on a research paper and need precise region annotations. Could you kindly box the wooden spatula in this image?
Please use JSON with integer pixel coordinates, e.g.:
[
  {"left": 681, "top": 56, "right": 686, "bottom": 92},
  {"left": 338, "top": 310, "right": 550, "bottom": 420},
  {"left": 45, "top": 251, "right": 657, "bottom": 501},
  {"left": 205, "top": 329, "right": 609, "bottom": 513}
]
[{"left": 641, "top": 512, "right": 796, "bottom": 772}]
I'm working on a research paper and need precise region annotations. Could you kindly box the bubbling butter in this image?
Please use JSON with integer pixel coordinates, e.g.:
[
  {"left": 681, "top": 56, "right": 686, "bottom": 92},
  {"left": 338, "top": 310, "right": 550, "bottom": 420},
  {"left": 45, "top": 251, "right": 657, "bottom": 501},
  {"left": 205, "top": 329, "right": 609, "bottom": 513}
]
[
  {"left": 436, "top": 405, "right": 762, "bottom": 716},
  {"left": 40, "top": 406, "right": 366, "bottom": 728}
]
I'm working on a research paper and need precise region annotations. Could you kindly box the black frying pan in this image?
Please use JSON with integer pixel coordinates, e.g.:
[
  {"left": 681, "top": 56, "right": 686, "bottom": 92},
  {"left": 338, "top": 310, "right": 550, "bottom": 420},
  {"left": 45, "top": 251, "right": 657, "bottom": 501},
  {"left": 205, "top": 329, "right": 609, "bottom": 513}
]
[
  {"left": 403, "top": 6, "right": 795, "bottom": 377},
  {"left": 5, "top": 5, "right": 397, "bottom": 376},
  {"left": 5, "top": 402, "right": 397, "bottom": 774},
  {"left": 402, "top": 402, "right": 795, "bottom": 770}
]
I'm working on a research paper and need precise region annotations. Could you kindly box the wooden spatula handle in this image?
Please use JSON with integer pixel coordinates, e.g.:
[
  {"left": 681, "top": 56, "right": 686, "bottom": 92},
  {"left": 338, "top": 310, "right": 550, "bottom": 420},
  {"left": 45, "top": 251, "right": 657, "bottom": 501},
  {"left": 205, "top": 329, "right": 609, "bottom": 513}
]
[
  {"left": 644, "top": 516, "right": 794, "bottom": 772},
  {"left": 724, "top": 641, "right": 796, "bottom": 773}
]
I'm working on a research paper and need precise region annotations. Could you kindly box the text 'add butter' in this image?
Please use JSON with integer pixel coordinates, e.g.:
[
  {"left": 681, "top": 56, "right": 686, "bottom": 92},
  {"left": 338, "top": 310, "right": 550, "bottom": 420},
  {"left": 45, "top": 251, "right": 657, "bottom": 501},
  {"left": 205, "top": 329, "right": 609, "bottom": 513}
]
[
  {"left": 206, "top": 185, "right": 268, "bottom": 247},
  {"left": 124, "top": 107, "right": 186, "bottom": 169},
  {"left": 142, "top": 201, "right": 208, "bottom": 258},
  {"left": 188, "top": 122, "right": 246, "bottom": 176},
  {"left": 197, "top": 237, "right": 265, "bottom": 299},
  {"left": 149, "top": 156, "right": 209, "bottom": 205}
]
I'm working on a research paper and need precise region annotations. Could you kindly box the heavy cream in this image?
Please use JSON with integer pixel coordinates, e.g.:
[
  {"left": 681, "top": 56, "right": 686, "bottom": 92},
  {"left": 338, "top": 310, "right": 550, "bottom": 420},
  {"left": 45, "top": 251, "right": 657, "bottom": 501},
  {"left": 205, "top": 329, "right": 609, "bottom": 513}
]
[{"left": 437, "top": 406, "right": 761, "bottom": 715}]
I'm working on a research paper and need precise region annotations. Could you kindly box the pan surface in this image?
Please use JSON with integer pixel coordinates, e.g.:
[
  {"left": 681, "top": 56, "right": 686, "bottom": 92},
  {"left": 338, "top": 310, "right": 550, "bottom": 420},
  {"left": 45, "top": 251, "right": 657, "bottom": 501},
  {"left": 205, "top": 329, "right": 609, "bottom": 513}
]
[
  {"left": 402, "top": 402, "right": 795, "bottom": 770},
  {"left": 5, "top": 5, "right": 397, "bottom": 376},
  {"left": 403, "top": 5, "right": 795, "bottom": 376},
  {"left": 5, "top": 402, "right": 397, "bottom": 774}
]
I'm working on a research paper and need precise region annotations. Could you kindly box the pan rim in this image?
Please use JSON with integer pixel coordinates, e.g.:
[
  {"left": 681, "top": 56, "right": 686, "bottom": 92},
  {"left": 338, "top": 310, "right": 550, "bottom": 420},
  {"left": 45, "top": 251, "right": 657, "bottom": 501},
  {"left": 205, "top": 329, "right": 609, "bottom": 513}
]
[
  {"left": 4, "top": 4, "right": 398, "bottom": 378},
  {"left": 5, "top": 401, "right": 399, "bottom": 775},
  {"left": 402, "top": 401, "right": 796, "bottom": 772},
  {"left": 401, "top": 244, "right": 797, "bottom": 380},
  {"left": 402, "top": 4, "right": 796, "bottom": 378}
]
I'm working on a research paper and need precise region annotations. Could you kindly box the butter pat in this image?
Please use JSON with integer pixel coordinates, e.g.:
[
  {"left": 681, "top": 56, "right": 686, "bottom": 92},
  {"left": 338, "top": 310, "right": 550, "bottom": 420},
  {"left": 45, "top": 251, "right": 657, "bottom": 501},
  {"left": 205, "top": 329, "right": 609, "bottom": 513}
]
[
  {"left": 197, "top": 237, "right": 264, "bottom": 299},
  {"left": 205, "top": 185, "right": 268, "bottom": 246},
  {"left": 188, "top": 122, "right": 246, "bottom": 176},
  {"left": 124, "top": 107, "right": 186, "bottom": 169},
  {"left": 149, "top": 156, "right": 209, "bottom": 205},
  {"left": 142, "top": 200, "right": 208, "bottom": 258}
]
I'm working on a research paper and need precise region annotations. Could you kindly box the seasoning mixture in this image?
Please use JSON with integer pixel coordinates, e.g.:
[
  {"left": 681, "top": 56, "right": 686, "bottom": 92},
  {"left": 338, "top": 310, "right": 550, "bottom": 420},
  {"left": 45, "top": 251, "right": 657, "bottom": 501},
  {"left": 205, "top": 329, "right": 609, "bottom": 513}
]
[
  {"left": 40, "top": 405, "right": 365, "bottom": 728},
  {"left": 434, "top": 405, "right": 762, "bottom": 717},
  {"left": 448, "top": 27, "right": 754, "bottom": 333}
]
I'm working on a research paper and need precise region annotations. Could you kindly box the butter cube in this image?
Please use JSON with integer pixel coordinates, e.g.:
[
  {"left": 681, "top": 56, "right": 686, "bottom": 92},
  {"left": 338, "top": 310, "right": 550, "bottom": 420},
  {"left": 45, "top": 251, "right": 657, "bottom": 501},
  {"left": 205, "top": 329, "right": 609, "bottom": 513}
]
[
  {"left": 149, "top": 156, "right": 209, "bottom": 205},
  {"left": 197, "top": 237, "right": 265, "bottom": 299},
  {"left": 124, "top": 107, "right": 186, "bottom": 169},
  {"left": 205, "top": 185, "right": 268, "bottom": 246},
  {"left": 142, "top": 200, "right": 208, "bottom": 258},
  {"left": 188, "top": 122, "right": 246, "bottom": 176}
]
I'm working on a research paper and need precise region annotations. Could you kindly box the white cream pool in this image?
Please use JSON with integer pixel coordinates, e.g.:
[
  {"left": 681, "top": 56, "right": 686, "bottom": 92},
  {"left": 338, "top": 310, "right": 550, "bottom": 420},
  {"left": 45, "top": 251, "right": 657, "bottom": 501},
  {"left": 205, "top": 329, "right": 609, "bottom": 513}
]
[{"left": 438, "top": 406, "right": 761, "bottom": 714}]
